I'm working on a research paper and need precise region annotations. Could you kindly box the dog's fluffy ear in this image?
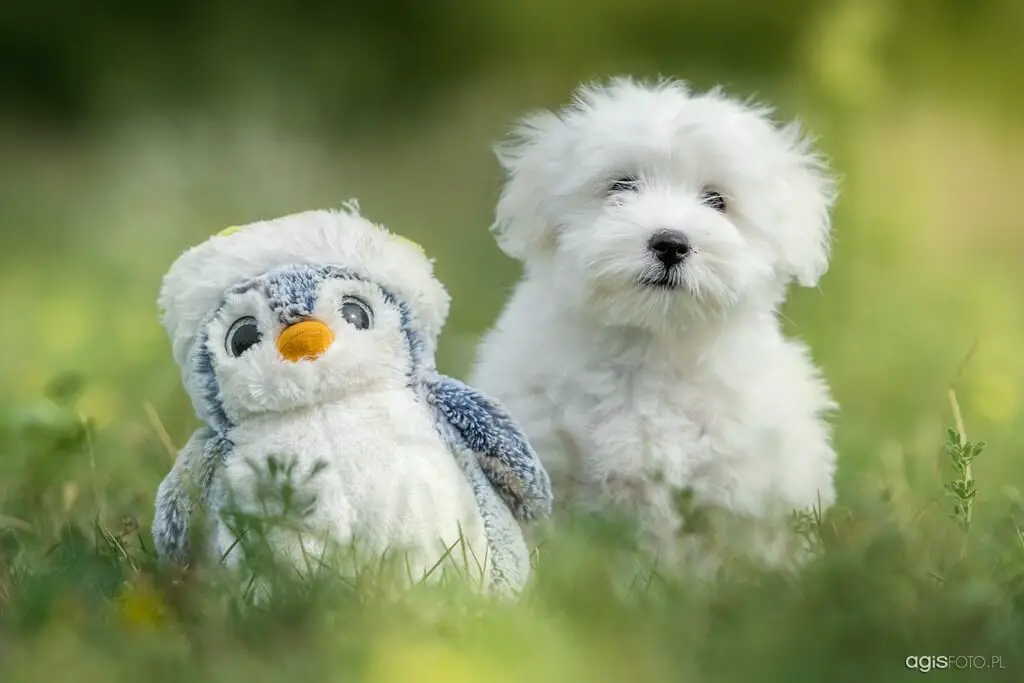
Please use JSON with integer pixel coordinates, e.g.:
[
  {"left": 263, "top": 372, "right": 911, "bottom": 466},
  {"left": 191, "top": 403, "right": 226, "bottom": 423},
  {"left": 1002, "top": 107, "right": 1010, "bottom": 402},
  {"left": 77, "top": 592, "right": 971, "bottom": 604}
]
[
  {"left": 491, "top": 111, "right": 563, "bottom": 261},
  {"left": 773, "top": 122, "right": 839, "bottom": 287}
]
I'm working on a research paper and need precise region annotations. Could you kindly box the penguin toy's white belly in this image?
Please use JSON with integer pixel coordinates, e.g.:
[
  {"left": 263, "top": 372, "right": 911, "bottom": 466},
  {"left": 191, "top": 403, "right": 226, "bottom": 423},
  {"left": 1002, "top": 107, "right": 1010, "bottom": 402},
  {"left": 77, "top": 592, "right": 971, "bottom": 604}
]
[{"left": 213, "top": 390, "right": 489, "bottom": 586}]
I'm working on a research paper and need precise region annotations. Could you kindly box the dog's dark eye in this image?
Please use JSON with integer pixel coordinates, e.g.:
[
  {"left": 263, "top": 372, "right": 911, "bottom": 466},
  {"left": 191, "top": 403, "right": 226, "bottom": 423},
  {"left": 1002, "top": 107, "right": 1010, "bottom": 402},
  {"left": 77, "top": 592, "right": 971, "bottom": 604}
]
[
  {"left": 226, "top": 316, "right": 262, "bottom": 357},
  {"left": 608, "top": 176, "right": 639, "bottom": 195},
  {"left": 701, "top": 188, "right": 727, "bottom": 212},
  {"left": 340, "top": 297, "right": 373, "bottom": 330}
]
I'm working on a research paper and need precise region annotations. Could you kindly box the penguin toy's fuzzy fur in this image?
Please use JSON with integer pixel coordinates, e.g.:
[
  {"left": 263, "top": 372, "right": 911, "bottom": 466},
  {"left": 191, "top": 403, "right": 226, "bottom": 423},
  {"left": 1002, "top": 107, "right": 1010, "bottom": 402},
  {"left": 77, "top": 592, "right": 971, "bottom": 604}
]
[{"left": 152, "top": 203, "right": 552, "bottom": 596}]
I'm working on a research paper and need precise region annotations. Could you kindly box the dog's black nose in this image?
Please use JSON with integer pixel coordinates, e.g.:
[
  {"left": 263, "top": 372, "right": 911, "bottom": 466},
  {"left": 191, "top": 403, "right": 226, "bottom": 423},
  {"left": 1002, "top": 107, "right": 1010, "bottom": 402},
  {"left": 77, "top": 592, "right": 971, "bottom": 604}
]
[{"left": 648, "top": 231, "right": 691, "bottom": 267}]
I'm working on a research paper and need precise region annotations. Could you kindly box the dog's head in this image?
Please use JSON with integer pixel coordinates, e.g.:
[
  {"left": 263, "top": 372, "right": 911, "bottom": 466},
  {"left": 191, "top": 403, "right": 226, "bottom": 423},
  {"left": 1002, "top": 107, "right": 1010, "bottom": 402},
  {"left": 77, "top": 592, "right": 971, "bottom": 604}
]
[{"left": 492, "top": 77, "right": 837, "bottom": 330}]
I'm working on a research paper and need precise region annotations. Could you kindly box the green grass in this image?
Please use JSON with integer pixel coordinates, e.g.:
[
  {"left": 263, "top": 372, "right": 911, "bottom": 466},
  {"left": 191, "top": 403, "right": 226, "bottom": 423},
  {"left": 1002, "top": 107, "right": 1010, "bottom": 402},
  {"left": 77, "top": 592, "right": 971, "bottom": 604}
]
[{"left": 1, "top": 380, "right": 1022, "bottom": 683}]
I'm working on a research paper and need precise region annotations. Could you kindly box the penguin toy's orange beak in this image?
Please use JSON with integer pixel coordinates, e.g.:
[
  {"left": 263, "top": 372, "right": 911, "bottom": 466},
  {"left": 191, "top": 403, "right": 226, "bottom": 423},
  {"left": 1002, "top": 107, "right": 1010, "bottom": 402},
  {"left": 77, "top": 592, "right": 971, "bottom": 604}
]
[{"left": 276, "top": 320, "right": 335, "bottom": 362}]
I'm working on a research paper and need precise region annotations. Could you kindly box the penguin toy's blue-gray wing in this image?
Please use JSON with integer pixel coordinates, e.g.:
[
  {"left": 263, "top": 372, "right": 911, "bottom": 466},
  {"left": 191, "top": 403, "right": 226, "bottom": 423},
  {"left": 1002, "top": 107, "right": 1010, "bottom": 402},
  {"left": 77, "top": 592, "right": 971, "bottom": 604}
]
[
  {"left": 424, "top": 374, "right": 552, "bottom": 521},
  {"left": 151, "top": 426, "right": 227, "bottom": 567},
  {"left": 423, "top": 374, "right": 552, "bottom": 595}
]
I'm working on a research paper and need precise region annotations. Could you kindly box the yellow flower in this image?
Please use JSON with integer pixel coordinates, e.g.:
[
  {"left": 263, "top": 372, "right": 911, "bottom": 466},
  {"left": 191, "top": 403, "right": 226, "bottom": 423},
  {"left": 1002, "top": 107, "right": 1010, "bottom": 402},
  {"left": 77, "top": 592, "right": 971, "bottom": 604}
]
[{"left": 116, "top": 578, "right": 168, "bottom": 629}]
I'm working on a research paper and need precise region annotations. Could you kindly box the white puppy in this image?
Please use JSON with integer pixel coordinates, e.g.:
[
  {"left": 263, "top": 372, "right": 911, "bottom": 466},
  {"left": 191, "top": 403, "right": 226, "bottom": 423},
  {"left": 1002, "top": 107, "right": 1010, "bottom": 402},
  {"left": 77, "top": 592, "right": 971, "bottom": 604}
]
[{"left": 470, "top": 77, "right": 839, "bottom": 574}]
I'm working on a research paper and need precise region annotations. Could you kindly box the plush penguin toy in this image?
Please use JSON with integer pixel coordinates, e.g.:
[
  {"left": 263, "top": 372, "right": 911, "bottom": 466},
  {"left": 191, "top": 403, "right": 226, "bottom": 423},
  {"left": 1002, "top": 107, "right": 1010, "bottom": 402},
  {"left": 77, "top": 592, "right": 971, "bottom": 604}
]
[{"left": 152, "top": 203, "right": 552, "bottom": 596}]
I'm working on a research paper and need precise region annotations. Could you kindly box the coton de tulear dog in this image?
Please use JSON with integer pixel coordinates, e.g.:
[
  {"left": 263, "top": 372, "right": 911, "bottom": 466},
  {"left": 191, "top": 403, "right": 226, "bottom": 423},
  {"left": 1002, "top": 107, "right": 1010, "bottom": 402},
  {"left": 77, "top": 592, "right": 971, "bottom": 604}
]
[{"left": 470, "top": 77, "right": 840, "bottom": 576}]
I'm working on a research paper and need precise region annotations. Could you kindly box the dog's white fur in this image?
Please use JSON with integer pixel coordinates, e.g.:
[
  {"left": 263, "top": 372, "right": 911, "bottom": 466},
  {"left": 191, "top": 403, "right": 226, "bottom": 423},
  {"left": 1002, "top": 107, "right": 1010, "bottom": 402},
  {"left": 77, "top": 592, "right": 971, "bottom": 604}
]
[{"left": 470, "top": 77, "right": 839, "bottom": 572}]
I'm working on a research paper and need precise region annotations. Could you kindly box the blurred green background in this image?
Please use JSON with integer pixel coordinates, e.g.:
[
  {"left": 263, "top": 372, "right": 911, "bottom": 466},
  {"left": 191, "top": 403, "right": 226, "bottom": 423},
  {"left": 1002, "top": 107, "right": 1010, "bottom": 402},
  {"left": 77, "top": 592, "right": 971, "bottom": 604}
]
[{"left": 2, "top": 0, "right": 1023, "bottom": 554}]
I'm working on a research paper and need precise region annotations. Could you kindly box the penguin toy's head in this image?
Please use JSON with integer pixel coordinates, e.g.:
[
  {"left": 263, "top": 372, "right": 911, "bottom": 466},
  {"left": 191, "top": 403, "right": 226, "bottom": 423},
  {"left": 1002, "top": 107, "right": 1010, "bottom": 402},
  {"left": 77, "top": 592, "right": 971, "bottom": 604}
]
[{"left": 159, "top": 203, "right": 449, "bottom": 429}]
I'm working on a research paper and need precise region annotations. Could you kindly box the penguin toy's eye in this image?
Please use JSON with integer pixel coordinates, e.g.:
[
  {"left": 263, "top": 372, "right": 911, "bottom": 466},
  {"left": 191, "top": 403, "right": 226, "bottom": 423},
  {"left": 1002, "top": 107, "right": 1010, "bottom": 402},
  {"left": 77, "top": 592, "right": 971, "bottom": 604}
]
[
  {"left": 340, "top": 297, "right": 373, "bottom": 331},
  {"left": 225, "top": 316, "right": 262, "bottom": 357}
]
